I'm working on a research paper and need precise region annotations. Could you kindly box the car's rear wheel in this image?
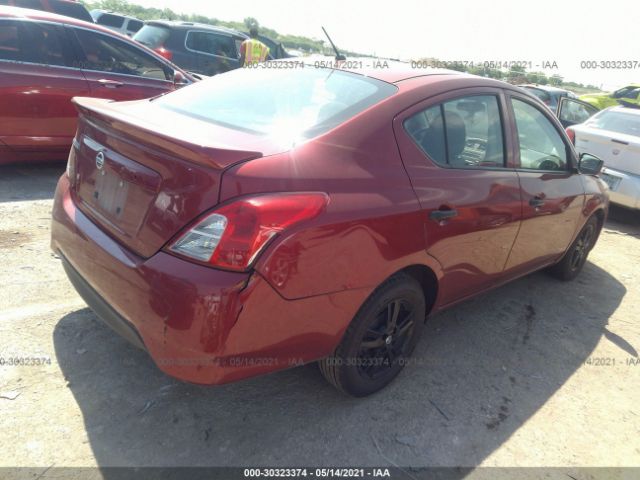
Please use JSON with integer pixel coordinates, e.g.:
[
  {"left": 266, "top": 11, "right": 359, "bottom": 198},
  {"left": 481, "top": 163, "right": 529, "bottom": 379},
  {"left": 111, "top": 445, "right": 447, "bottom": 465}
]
[
  {"left": 548, "top": 216, "right": 599, "bottom": 281},
  {"left": 318, "top": 273, "right": 426, "bottom": 397}
]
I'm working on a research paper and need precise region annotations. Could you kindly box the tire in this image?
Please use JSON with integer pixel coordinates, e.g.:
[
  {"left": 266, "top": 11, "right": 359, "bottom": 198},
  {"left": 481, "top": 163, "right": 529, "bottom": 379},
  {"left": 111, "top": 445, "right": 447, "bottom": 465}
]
[
  {"left": 318, "top": 273, "right": 426, "bottom": 397},
  {"left": 548, "top": 216, "right": 599, "bottom": 281}
]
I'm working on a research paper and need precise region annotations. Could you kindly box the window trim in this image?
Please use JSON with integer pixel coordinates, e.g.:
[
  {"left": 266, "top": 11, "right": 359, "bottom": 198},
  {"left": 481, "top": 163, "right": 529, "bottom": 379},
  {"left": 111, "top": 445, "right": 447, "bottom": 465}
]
[
  {"left": 184, "top": 29, "right": 240, "bottom": 60},
  {"left": 506, "top": 92, "right": 577, "bottom": 173},
  {"left": 402, "top": 92, "right": 510, "bottom": 171}
]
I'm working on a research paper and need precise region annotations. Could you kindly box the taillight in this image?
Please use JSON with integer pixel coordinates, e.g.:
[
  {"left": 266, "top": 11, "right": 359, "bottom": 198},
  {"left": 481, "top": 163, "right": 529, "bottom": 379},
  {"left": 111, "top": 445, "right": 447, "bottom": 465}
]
[
  {"left": 565, "top": 127, "right": 576, "bottom": 145},
  {"left": 154, "top": 47, "right": 172, "bottom": 61},
  {"left": 167, "top": 193, "right": 329, "bottom": 271}
]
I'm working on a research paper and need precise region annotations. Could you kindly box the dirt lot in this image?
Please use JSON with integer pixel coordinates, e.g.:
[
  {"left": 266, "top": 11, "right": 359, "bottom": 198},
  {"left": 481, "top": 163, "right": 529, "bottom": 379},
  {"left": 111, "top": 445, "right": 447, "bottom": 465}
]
[{"left": 1, "top": 164, "right": 639, "bottom": 472}]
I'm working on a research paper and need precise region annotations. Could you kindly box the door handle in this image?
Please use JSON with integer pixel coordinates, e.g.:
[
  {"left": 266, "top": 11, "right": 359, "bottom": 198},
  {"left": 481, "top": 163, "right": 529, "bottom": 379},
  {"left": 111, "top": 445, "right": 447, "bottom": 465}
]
[
  {"left": 98, "top": 79, "right": 124, "bottom": 88},
  {"left": 429, "top": 208, "right": 458, "bottom": 222},
  {"left": 611, "top": 138, "right": 629, "bottom": 146},
  {"left": 529, "top": 196, "right": 545, "bottom": 208}
]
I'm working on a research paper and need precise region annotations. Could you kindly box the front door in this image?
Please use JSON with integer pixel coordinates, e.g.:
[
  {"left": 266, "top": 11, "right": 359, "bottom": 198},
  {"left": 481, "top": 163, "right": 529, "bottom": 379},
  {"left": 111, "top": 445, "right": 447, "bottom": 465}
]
[
  {"left": 394, "top": 88, "right": 522, "bottom": 306},
  {"left": 504, "top": 94, "right": 585, "bottom": 273},
  {"left": 67, "top": 26, "right": 175, "bottom": 101}
]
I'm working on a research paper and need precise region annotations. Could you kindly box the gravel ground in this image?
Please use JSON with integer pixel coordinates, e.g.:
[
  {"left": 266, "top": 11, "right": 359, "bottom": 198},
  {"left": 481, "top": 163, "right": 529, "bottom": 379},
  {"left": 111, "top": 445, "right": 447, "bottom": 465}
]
[{"left": 0, "top": 164, "right": 639, "bottom": 472}]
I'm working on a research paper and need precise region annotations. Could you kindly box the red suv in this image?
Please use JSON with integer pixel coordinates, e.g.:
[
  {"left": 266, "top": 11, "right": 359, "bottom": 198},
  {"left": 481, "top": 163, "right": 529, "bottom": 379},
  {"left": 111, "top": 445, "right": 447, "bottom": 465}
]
[
  {"left": 0, "top": 6, "right": 192, "bottom": 164},
  {"left": 51, "top": 63, "right": 608, "bottom": 396}
]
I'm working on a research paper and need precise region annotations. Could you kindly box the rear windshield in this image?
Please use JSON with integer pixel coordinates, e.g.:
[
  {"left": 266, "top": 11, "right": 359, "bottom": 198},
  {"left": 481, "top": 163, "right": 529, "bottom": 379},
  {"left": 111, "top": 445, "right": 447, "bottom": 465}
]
[
  {"left": 523, "top": 86, "right": 551, "bottom": 103},
  {"left": 133, "top": 24, "right": 170, "bottom": 49},
  {"left": 96, "top": 13, "right": 124, "bottom": 28},
  {"left": 50, "top": 0, "right": 94, "bottom": 22},
  {"left": 586, "top": 110, "right": 640, "bottom": 137},
  {"left": 155, "top": 67, "right": 397, "bottom": 139}
]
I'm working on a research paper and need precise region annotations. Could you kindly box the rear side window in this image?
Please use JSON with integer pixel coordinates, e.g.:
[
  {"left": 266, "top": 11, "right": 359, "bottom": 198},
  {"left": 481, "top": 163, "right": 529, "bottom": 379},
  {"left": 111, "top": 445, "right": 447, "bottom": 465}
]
[
  {"left": 127, "top": 20, "right": 143, "bottom": 34},
  {"left": 73, "top": 28, "right": 171, "bottom": 80},
  {"left": 186, "top": 31, "right": 237, "bottom": 59},
  {"left": 156, "top": 67, "right": 397, "bottom": 139},
  {"left": 0, "top": 22, "right": 20, "bottom": 61},
  {"left": 96, "top": 13, "right": 124, "bottom": 28},
  {"left": 512, "top": 98, "right": 567, "bottom": 171},
  {"left": 0, "top": 21, "right": 73, "bottom": 67},
  {"left": 11, "top": 0, "right": 43, "bottom": 9},
  {"left": 133, "top": 24, "right": 171, "bottom": 49},
  {"left": 50, "top": 0, "right": 94, "bottom": 22},
  {"left": 405, "top": 95, "right": 505, "bottom": 168}
]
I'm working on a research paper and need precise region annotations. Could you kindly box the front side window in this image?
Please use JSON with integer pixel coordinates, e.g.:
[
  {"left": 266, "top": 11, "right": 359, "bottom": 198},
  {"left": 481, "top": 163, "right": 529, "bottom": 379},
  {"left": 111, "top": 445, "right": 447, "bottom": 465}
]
[
  {"left": 512, "top": 98, "right": 568, "bottom": 171},
  {"left": 155, "top": 67, "right": 397, "bottom": 140},
  {"left": 133, "top": 24, "right": 171, "bottom": 49},
  {"left": 186, "top": 31, "right": 237, "bottom": 59},
  {"left": 73, "top": 28, "right": 171, "bottom": 81},
  {"left": 612, "top": 86, "right": 637, "bottom": 99},
  {"left": 405, "top": 95, "right": 505, "bottom": 168}
]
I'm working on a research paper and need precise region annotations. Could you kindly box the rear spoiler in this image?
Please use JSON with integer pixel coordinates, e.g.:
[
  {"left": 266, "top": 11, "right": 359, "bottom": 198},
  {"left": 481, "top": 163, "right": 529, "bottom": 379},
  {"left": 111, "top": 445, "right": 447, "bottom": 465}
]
[{"left": 72, "top": 97, "right": 262, "bottom": 169}]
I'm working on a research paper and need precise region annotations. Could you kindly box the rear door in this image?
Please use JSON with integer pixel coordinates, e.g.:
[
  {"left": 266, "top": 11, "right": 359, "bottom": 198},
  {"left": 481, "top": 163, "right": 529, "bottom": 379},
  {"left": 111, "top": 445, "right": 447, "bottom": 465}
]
[
  {"left": 184, "top": 29, "right": 240, "bottom": 76},
  {"left": 0, "top": 18, "right": 90, "bottom": 156},
  {"left": 503, "top": 93, "right": 585, "bottom": 273},
  {"left": 67, "top": 25, "right": 175, "bottom": 101},
  {"left": 394, "top": 88, "right": 522, "bottom": 306}
]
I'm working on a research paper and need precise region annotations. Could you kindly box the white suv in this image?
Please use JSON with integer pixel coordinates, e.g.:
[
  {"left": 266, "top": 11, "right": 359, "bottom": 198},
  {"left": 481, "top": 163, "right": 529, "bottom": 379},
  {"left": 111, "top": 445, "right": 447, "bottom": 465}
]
[{"left": 90, "top": 9, "right": 144, "bottom": 37}]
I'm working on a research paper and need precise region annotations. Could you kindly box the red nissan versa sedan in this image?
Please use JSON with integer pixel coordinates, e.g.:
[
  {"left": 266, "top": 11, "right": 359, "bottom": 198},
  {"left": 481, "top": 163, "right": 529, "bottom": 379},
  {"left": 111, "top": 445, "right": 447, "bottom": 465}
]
[
  {"left": 51, "top": 62, "right": 609, "bottom": 396},
  {"left": 0, "top": 6, "right": 192, "bottom": 165}
]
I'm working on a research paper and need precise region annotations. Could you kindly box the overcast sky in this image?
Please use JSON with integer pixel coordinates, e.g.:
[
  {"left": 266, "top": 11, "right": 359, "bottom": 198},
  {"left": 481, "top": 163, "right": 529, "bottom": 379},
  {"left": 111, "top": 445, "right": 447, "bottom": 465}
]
[{"left": 134, "top": 0, "right": 638, "bottom": 90}]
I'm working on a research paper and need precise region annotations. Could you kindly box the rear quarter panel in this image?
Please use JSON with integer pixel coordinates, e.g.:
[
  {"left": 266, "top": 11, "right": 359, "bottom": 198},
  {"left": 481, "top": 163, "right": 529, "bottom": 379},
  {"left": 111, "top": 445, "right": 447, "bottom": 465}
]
[{"left": 219, "top": 96, "right": 443, "bottom": 300}]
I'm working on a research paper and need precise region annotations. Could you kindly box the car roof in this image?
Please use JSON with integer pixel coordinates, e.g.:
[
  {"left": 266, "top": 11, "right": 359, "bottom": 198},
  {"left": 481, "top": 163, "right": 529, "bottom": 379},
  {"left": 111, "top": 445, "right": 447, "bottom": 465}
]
[
  {"left": 520, "top": 84, "right": 569, "bottom": 93},
  {"left": 145, "top": 20, "right": 247, "bottom": 38},
  {"left": 90, "top": 9, "right": 142, "bottom": 22},
  {"left": 295, "top": 56, "right": 464, "bottom": 84},
  {"left": 1, "top": 5, "right": 100, "bottom": 28}
]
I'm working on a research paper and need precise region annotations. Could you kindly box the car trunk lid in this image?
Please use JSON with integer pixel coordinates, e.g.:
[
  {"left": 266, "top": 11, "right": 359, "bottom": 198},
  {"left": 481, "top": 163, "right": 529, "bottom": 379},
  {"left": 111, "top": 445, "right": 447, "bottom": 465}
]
[{"left": 71, "top": 97, "right": 277, "bottom": 258}]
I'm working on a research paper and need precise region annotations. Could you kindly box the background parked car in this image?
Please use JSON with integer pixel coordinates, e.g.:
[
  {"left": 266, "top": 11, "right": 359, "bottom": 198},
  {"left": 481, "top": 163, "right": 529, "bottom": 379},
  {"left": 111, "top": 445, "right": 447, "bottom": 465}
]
[
  {"left": 520, "top": 84, "right": 577, "bottom": 113},
  {"left": 133, "top": 21, "right": 247, "bottom": 76},
  {"left": 0, "top": 6, "right": 193, "bottom": 164},
  {"left": 0, "top": 0, "right": 92, "bottom": 22},
  {"left": 90, "top": 9, "right": 144, "bottom": 37},
  {"left": 562, "top": 102, "right": 640, "bottom": 210},
  {"left": 580, "top": 84, "right": 640, "bottom": 110}
]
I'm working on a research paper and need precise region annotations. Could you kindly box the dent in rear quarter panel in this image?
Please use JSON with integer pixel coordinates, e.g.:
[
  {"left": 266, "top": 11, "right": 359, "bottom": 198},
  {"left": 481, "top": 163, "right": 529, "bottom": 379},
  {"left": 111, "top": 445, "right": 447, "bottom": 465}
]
[{"left": 219, "top": 100, "right": 444, "bottom": 300}]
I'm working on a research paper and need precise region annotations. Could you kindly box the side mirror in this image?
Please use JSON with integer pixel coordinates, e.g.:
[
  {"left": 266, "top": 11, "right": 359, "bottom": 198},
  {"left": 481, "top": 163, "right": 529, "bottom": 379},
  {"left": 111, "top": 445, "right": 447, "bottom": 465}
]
[
  {"left": 173, "top": 70, "right": 190, "bottom": 87},
  {"left": 578, "top": 153, "right": 604, "bottom": 175}
]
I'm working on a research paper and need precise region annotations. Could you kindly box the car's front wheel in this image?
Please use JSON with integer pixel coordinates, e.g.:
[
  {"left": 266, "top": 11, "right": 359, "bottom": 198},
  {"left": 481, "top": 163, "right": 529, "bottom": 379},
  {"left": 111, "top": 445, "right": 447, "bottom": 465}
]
[
  {"left": 548, "top": 216, "right": 600, "bottom": 281},
  {"left": 318, "top": 273, "right": 426, "bottom": 397}
]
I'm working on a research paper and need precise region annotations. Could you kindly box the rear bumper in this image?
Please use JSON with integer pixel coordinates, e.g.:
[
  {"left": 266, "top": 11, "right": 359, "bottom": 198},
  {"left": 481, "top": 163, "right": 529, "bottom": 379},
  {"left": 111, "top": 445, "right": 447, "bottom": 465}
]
[
  {"left": 51, "top": 174, "right": 366, "bottom": 384},
  {"left": 602, "top": 167, "right": 640, "bottom": 210}
]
